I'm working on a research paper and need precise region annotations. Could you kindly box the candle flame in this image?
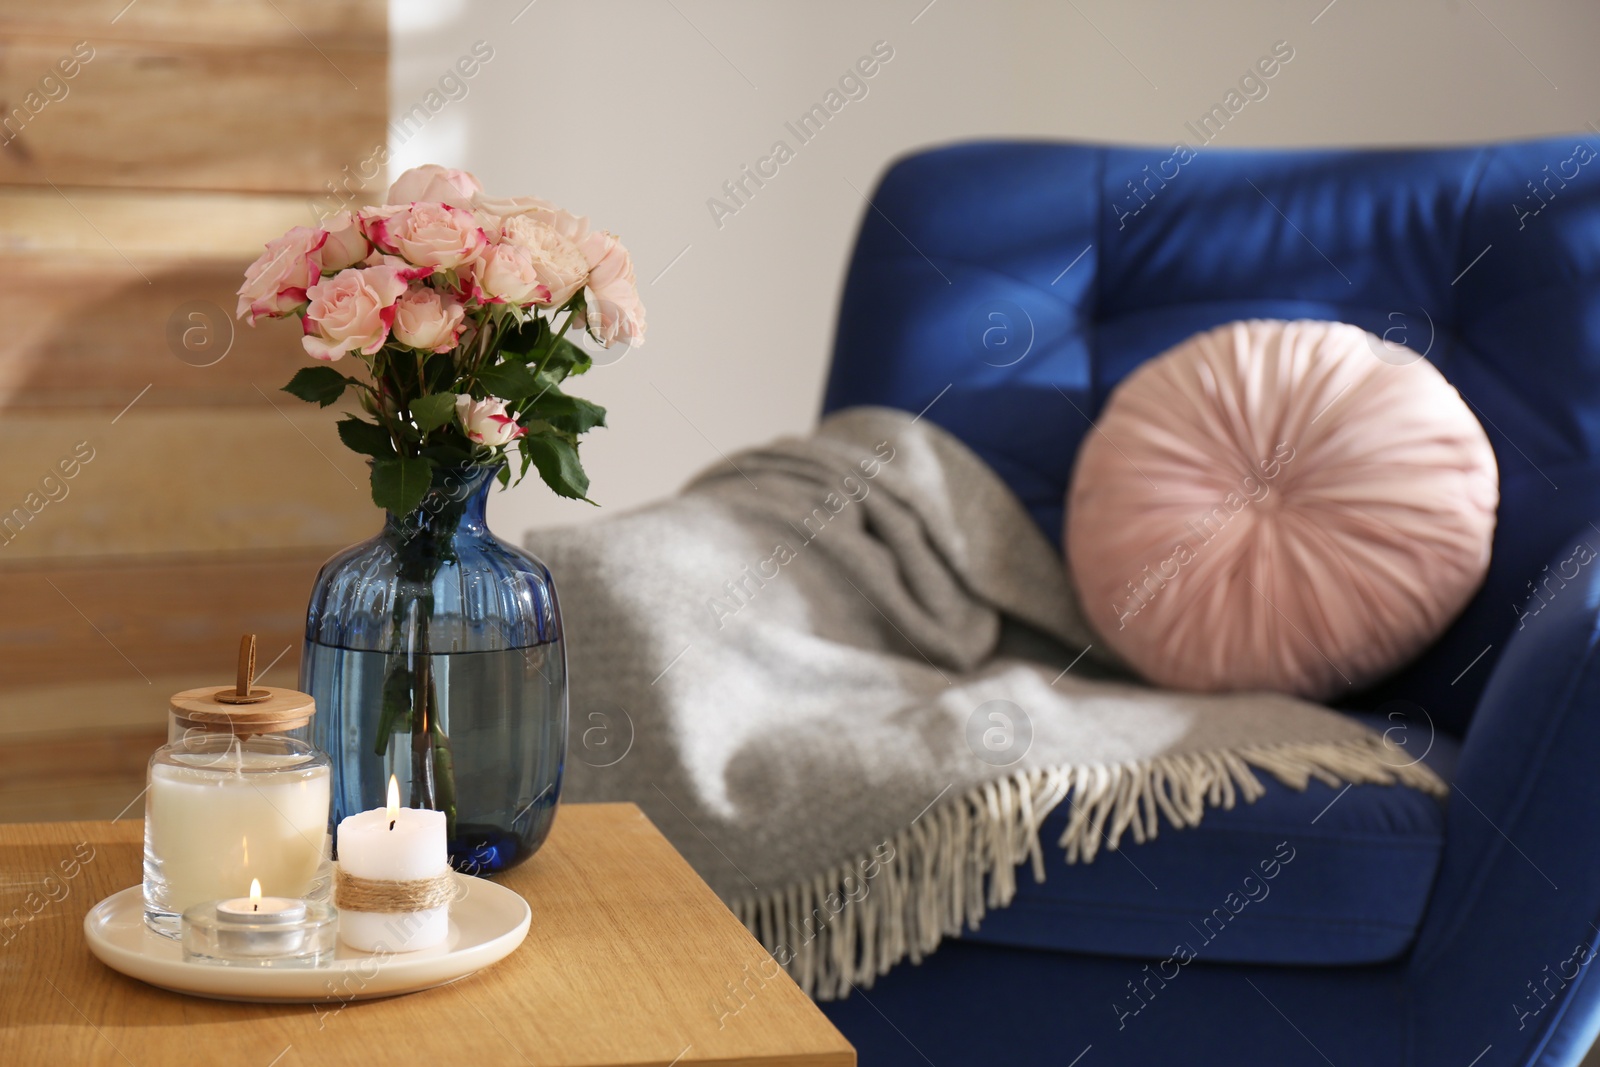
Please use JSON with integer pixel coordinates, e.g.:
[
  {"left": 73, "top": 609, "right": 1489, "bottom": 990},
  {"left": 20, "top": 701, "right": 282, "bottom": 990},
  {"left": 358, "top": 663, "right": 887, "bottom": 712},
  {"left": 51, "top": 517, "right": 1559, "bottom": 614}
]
[
  {"left": 386, "top": 774, "right": 400, "bottom": 829},
  {"left": 249, "top": 878, "right": 262, "bottom": 905}
]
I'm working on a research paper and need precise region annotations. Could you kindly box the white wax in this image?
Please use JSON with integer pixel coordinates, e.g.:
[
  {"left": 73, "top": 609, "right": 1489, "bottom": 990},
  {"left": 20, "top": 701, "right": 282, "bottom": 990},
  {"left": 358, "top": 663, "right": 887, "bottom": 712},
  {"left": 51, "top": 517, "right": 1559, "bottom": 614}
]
[
  {"left": 335, "top": 806, "right": 450, "bottom": 952},
  {"left": 337, "top": 903, "right": 450, "bottom": 955},
  {"left": 146, "top": 752, "right": 329, "bottom": 914},
  {"left": 337, "top": 807, "right": 447, "bottom": 880}
]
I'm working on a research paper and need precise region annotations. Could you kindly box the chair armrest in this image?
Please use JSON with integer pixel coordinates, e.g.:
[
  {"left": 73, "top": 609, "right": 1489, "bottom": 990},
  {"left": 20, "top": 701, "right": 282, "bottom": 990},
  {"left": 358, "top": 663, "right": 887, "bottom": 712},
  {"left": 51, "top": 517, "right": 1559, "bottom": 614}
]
[{"left": 1407, "top": 524, "right": 1600, "bottom": 1066}]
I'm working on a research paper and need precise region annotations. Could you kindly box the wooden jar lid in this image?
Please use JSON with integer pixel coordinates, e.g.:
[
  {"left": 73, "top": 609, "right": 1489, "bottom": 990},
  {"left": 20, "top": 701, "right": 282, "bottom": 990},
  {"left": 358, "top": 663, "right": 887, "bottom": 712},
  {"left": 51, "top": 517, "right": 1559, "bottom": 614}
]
[
  {"left": 169, "top": 634, "right": 315, "bottom": 734},
  {"left": 170, "top": 686, "right": 316, "bottom": 734}
]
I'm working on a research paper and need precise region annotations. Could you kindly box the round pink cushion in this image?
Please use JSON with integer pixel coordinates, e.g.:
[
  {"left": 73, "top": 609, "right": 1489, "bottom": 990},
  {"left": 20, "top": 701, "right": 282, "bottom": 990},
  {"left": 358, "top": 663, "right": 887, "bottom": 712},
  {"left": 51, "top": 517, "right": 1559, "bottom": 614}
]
[{"left": 1065, "top": 319, "right": 1498, "bottom": 701}]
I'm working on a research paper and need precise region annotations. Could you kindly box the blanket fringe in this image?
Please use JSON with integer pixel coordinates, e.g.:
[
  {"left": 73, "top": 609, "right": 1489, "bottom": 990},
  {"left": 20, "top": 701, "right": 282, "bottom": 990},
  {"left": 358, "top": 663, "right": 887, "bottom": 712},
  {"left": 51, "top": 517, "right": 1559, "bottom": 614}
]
[{"left": 730, "top": 735, "right": 1446, "bottom": 1001}]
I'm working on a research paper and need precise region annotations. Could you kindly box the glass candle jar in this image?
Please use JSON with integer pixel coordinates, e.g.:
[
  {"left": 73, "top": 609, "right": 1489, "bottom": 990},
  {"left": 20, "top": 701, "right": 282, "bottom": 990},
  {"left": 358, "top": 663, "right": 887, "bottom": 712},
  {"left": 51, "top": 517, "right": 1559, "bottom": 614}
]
[{"left": 143, "top": 688, "right": 333, "bottom": 938}]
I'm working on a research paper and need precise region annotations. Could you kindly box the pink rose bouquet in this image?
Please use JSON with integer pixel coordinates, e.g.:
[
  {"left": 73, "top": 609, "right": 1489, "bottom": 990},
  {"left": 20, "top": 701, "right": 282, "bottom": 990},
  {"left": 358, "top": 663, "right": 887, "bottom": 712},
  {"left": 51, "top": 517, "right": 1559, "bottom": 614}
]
[{"left": 236, "top": 164, "right": 645, "bottom": 515}]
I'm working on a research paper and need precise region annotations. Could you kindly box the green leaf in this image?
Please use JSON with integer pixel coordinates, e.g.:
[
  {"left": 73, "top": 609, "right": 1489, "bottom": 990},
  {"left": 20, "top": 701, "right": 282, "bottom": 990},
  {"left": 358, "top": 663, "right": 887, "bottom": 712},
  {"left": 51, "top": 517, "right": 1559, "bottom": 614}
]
[
  {"left": 420, "top": 442, "right": 473, "bottom": 466},
  {"left": 337, "top": 417, "right": 396, "bottom": 458},
  {"left": 411, "top": 393, "right": 458, "bottom": 432},
  {"left": 496, "top": 317, "right": 547, "bottom": 363},
  {"left": 528, "top": 392, "right": 606, "bottom": 435},
  {"left": 370, "top": 456, "right": 434, "bottom": 515},
  {"left": 422, "top": 353, "right": 457, "bottom": 393},
  {"left": 522, "top": 433, "right": 592, "bottom": 502},
  {"left": 374, "top": 661, "right": 416, "bottom": 755},
  {"left": 542, "top": 337, "right": 593, "bottom": 382},
  {"left": 475, "top": 361, "right": 543, "bottom": 400},
  {"left": 282, "top": 366, "right": 351, "bottom": 408}
]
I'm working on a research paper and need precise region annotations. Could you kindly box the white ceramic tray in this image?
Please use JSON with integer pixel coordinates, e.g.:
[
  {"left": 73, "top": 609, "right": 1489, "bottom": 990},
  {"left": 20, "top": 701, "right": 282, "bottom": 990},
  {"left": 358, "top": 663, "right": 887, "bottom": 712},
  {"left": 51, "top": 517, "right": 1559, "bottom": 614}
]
[{"left": 84, "top": 874, "right": 530, "bottom": 1003}]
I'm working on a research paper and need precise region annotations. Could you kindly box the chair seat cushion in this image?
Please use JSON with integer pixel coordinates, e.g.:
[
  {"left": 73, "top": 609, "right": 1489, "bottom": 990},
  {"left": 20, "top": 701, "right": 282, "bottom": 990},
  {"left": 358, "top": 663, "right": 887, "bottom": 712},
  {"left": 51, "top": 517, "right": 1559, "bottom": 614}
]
[{"left": 962, "top": 711, "right": 1455, "bottom": 965}]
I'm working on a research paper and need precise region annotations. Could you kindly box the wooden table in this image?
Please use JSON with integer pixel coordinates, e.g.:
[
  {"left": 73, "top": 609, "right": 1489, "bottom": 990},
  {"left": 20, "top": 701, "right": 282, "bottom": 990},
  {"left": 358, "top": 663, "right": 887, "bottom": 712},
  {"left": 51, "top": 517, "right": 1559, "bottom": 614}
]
[{"left": 0, "top": 804, "right": 854, "bottom": 1067}]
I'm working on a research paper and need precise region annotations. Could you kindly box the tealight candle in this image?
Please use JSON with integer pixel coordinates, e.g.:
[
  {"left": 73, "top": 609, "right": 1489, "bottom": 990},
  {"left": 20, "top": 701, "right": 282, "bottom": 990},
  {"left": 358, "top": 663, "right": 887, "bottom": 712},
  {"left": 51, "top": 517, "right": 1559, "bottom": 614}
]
[
  {"left": 217, "top": 880, "right": 307, "bottom": 922},
  {"left": 180, "top": 882, "right": 338, "bottom": 966},
  {"left": 335, "top": 776, "right": 451, "bottom": 952},
  {"left": 212, "top": 879, "right": 309, "bottom": 956}
]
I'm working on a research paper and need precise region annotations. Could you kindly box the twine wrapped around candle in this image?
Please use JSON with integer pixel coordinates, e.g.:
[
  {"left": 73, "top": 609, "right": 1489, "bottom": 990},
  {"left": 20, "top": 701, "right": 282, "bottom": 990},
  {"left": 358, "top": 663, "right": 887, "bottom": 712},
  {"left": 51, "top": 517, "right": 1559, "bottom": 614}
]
[{"left": 334, "top": 866, "right": 455, "bottom": 914}]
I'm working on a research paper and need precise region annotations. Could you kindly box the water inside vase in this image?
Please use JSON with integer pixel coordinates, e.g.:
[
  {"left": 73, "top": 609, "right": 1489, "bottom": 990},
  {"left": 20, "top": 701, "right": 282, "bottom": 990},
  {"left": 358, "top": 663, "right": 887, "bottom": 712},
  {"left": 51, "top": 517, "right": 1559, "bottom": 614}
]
[{"left": 305, "top": 639, "right": 566, "bottom": 875}]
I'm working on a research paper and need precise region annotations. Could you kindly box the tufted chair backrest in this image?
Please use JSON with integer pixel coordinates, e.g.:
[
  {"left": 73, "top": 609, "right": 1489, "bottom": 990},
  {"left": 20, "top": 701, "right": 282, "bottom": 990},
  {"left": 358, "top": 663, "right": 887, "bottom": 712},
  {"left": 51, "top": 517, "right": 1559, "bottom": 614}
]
[{"left": 822, "top": 137, "right": 1600, "bottom": 732}]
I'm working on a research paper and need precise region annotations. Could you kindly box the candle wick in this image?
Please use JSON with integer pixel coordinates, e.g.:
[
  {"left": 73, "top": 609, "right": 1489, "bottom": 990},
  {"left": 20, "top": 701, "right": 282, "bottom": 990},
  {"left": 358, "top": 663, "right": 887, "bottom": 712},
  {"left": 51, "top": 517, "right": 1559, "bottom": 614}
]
[
  {"left": 389, "top": 819, "right": 396, "bottom": 831},
  {"left": 252, "top": 903, "right": 258, "bottom": 912}
]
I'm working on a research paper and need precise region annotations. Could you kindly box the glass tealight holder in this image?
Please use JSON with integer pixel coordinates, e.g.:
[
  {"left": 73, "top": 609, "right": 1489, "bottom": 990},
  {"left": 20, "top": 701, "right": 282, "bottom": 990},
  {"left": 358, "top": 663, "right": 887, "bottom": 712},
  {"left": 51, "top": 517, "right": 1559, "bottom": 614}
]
[{"left": 181, "top": 899, "right": 338, "bottom": 966}]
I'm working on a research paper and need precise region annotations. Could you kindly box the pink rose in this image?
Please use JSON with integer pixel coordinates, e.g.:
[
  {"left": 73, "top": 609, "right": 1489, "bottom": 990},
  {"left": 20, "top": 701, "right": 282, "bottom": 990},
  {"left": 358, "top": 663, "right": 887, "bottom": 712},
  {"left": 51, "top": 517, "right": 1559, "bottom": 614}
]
[
  {"left": 455, "top": 395, "right": 525, "bottom": 447},
  {"left": 473, "top": 194, "right": 590, "bottom": 245},
  {"left": 392, "top": 286, "right": 466, "bottom": 353},
  {"left": 236, "top": 226, "right": 326, "bottom": 323},
  {"left": 575, "top": 230, "right": 647, "bottom": 348},
  {"left": 318, "top": 211, "right": 369, "bottom": 272},
  {"left": 360, "top": 250, "right": 435, "bottom": 280},
  {"left": 362, "top": 202, "right": 490, "bottom": 271},
  {"left": 497, "top": 216, "right": 589, "bottom": 306},
  {"left": 386, "top": 165, "right": 483, "bottom": 208},
  {"left": 474, "top": 243, "right": 552, "bottom": 306},
  {"left": 301, "top": 266, "right": 409, "bottom": 361}
]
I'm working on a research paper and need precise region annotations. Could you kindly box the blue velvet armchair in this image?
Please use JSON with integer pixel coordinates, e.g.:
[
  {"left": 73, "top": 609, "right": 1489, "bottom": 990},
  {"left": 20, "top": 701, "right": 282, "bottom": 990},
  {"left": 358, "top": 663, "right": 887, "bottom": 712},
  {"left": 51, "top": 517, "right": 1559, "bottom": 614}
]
[{"left": 817, "top": 136, "right": 1600, "bottom": 1066}]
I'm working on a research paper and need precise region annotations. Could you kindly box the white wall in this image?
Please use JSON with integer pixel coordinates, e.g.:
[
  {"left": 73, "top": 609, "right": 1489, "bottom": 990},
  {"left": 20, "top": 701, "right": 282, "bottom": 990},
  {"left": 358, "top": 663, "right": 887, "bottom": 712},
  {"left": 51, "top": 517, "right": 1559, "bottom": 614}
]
[{"left": 390, "top": 0, "right": 1600, "bottom": 534}]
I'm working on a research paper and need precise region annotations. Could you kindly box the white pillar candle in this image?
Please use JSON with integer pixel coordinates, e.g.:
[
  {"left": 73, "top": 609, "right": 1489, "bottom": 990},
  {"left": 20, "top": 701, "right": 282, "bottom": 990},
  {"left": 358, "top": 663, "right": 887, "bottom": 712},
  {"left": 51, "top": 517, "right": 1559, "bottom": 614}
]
[
  {"left": 145, "top": 742, "right": 330, "bottom": 920},
  {"left": 335, "top": 776, "right": 451, "bottom": 952}
]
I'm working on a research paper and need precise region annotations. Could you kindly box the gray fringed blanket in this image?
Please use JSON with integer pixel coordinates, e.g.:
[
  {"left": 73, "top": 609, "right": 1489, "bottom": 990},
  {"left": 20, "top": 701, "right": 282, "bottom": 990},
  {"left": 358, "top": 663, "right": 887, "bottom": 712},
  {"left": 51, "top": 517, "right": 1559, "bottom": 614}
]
[{"left": 532, "top": 407, "right": 1444, "bottom": 999}]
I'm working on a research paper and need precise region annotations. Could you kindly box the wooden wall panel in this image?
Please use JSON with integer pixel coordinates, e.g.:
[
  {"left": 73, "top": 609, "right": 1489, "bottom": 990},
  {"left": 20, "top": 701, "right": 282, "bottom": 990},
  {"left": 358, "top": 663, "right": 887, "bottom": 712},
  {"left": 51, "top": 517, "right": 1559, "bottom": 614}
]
[
  {"left": 0, "top": 771, "right": 156, "bottom": 822},
  {"left": 0, "top": 550, "right": 324, "bottom": 691},
  {"left": 0, "top": 409, "right": 379, "bottom": 559},
  {"left": 0, "top": 0, "right": 388, "bottom": 823},
  {"left": 0, "top": 256, "right": 317, "bottom": 409},
  {"left": 0, "top": 37, "right": 386, "bottom": 194},
  {"left": 0, "top": 552, "right": 319, "bottom": 821},
  {"left": 0, "top": 1, "right": 385, "bottom": 50},
  {"left": 0, "top": 188, "right": 322, "bottom": 257}
]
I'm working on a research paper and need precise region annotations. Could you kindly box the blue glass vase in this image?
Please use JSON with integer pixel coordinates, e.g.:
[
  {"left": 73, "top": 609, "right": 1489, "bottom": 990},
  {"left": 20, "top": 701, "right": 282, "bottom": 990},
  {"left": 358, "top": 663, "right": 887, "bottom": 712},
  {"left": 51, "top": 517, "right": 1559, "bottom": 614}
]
[{"left": 301, "top": 465, "right": 566, "bottom": 875}]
